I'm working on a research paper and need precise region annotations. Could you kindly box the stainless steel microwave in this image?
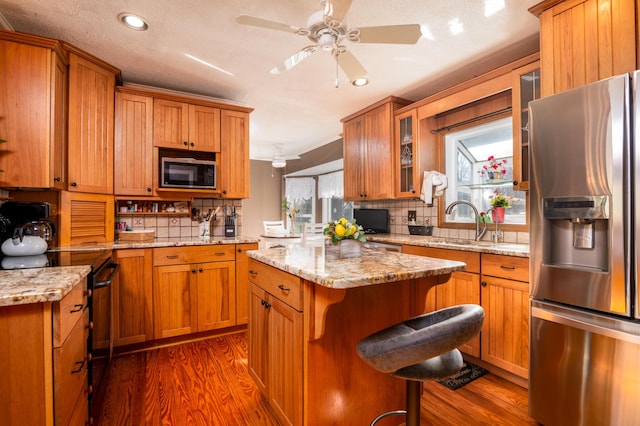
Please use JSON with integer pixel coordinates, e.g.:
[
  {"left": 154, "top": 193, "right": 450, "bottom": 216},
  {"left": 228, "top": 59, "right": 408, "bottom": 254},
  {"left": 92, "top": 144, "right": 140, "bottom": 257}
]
[{"left": 160, "top": 157, "right": 216, "bottom": 190}]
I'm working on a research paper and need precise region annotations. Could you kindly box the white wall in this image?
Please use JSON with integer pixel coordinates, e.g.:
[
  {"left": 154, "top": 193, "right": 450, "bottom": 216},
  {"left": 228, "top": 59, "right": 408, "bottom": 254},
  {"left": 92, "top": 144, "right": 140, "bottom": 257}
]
[{"left": 242, "top": 160, "right": 283, "bottom": 238}]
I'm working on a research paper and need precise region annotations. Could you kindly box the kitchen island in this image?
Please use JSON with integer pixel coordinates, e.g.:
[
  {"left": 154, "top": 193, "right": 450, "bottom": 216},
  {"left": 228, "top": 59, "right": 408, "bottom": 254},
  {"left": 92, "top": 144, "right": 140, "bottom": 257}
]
[{"left": 246, "top": 244, "right": 465, "bottom": 426}]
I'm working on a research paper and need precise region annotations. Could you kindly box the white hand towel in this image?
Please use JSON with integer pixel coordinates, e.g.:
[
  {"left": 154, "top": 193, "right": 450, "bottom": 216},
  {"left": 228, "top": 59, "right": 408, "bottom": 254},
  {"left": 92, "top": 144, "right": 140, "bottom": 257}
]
[
  {"left": 433, "top": 174, "right": 448, "bottom": 196},
  {"left": 420, "top": 171, "right": 447, "bottom": 205}
]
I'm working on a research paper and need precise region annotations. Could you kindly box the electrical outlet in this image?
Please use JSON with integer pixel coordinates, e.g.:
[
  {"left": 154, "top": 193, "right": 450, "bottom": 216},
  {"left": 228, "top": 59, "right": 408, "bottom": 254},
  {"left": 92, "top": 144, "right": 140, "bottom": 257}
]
[{"left": 408, "top": 210, "right": 417, "bottom": 223}]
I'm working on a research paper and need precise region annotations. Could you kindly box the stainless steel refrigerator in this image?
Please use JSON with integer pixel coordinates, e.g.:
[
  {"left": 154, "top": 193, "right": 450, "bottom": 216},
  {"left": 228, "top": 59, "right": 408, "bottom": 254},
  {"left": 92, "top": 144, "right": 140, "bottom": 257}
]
[{"left": 529, "top": 72, "right": 640, "bottom": 425}]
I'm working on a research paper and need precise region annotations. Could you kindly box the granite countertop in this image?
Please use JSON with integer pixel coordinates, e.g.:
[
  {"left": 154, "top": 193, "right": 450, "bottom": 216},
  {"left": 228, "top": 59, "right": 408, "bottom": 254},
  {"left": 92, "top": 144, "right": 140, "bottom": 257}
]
[
  {"left": 50, "top": 236, "right": 261, "bottom": 251},
  {"left": 0, "top": 265, "right": 90, "bottom": 307},
  {"left": 246, "top": 244, "right": 465, "bottom": 289},
  {"left": 367, "top": 234, "right": 530, "bottom": 258}
]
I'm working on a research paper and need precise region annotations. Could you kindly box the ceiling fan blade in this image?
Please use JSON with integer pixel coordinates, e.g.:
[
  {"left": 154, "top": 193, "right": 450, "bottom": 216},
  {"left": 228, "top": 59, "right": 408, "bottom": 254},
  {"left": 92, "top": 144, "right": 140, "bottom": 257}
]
[
  {"left": 270, "top": 46, "right": 318, "bottom": 74},
  {"left": 236, "top": 15, "right": 302, "bottom": 34},
  {"left": 323, "top": 0, "right": 353, "bottom": 23},
  {"left": 349, "top": 24, "right": 422, "bottom": 44},
  {"left": 337, "top": 50, "right": 367, "bottom": 82}
]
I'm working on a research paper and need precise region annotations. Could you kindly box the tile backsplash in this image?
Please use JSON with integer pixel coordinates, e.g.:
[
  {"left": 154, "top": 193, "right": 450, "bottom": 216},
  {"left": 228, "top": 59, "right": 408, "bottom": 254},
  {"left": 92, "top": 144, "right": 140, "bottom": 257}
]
[
  {"left": 355, "top": 198, "right": 530, "bottom": 245},
  {"left": 116, "top": 198, "right": 243, "bottom": 239}
]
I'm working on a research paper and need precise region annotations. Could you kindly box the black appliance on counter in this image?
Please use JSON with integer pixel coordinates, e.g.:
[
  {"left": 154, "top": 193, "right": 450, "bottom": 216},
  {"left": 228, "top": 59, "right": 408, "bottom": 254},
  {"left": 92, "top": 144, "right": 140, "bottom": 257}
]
[
  {"left": 354, "top": 208, "right": 389, "bottom": 234},
  {"left": 0, "top": 247, "right": 118, "bottom": 417},
  {"left": 0, "top": 201, "right": 56, "bottom": 242}
]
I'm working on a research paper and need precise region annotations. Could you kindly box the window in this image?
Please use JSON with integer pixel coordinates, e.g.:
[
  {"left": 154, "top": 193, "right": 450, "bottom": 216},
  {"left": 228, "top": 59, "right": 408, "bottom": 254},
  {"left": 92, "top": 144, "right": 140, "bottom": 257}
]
[
  {"left": 318, "top": 171, "right": 353, "bottom": 223},
  {"left": 443, "top": 116, "right": 526, "bottom": 226},
  {"left": 284, "top": 177, "right": 316, "bottom": 233}
]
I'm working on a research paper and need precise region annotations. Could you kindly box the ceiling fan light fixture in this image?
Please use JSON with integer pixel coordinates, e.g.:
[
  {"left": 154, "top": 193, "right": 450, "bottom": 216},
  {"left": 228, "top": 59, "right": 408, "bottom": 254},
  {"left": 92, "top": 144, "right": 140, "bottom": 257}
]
[
  {"left": 118, "top": 13, "right": 148, "bottom": 31},
  {"left": 272, "top": 157, "right": 287, "bottom": 168},
  {"left": 351, "top": 77, "right": 369, "bottom": 87}
]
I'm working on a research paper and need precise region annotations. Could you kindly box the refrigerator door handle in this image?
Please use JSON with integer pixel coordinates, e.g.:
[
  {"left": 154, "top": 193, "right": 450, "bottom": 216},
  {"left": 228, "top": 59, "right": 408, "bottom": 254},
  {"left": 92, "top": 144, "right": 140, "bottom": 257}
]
[{"left": 532, "top": 305, "right": 640, "bottom": 345}]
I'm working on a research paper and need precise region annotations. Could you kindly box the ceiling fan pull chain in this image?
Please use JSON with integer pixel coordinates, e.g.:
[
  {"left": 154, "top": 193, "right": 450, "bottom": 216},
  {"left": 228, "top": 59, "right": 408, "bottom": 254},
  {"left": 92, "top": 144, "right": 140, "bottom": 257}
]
[{"left": 335, "top": 54, "right": 339, "bottom": 88}]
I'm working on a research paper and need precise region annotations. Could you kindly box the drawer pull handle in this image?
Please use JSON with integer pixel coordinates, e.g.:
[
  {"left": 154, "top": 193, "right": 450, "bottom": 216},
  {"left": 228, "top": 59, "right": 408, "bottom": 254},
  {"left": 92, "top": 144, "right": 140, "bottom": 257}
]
[
  {"left": 249, "top": 270, "right": 258, "bottom": 276},
  {"left": 278, "top": 284, "right": 290, "bottom": 293},
  {"left": 500, "top": 265, "right": 516, "bottom": 271},
  {"left": 215, "top": 252, "right": 225, "bottom": 256},
  {"left": 71, "top": 360, "right": 85, "bottom": 374},
  {"left": 167, "top": 255, "right": 179, "bottom": 259},
  {"left": 70, "top": 304, "right": 84, "bottom": 313}
]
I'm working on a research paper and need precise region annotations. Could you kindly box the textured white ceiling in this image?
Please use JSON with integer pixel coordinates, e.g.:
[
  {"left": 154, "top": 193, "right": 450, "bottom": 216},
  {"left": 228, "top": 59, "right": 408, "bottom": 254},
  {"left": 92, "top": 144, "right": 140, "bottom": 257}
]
[{"left": 0, "top": 0, "right": 540, "bottom": 160}]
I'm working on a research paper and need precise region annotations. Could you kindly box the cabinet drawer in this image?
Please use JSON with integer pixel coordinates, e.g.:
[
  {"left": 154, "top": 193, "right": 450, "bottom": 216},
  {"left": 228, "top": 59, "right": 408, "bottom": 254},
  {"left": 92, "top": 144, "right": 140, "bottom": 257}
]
[
  {"left": 481, "top": 254, "right": 529, "bottom": 282},
  {"left": 53, "top": 277, "right": 88, "bottom": 347},
  {"left": 54, "top": 309, "right": 89, "bottom": 426},
  {"left": 402, "top": 246, "right": 481, "bottom": 274},
  {"left": 153, "top": 245, "right": 236, "bottom": 266},
  {"left": 248, "top": 259, "right": 302, "bottom": 311}
]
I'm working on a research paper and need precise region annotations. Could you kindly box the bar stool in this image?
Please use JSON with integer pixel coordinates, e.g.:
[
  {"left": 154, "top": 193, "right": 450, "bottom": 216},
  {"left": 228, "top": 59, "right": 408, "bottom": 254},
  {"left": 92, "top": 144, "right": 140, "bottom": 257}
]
[{"left": 357, "top": 304, "right": 484, "bottom": 426}]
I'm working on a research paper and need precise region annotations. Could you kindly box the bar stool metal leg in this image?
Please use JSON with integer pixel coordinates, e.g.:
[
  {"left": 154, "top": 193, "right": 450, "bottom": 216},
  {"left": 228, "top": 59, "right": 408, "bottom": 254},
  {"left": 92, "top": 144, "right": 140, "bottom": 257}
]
[{"left": 406, "top": 380, "right": 421, "bottom": 426}]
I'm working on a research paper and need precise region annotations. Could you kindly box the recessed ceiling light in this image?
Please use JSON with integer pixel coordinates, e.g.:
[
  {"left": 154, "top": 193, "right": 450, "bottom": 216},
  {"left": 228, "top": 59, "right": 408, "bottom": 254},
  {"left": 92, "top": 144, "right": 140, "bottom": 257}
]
[
  {"left": 118, "top": 13, "right": 148, "bottom": 31},
  {"left": 351, "top": 78, "right": 369, "bottom": 87}
]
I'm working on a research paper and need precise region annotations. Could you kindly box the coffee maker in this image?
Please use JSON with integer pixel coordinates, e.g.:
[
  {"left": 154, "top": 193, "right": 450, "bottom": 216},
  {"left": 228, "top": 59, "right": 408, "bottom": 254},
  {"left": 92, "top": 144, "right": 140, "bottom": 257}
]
[{"left": 0, "top": 201, "right": 56, "bottom": 243}]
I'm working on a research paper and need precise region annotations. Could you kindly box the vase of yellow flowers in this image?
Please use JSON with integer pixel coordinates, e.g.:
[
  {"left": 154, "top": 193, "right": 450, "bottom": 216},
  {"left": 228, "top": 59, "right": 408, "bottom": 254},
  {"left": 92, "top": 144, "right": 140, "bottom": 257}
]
[{"left": 323, "top": 217, "right": 366, "bottom": 259}]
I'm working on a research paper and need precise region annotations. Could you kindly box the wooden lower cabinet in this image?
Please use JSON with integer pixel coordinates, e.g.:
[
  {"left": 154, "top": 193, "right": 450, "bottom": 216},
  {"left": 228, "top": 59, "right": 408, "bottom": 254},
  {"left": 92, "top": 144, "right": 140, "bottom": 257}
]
[
  {"left": 152, "top": 246, "right": 236, "bottom": 339},
  {"left": 402, "top": 245, "right": 481, "bottom": 357},
  {"left": 248, "top": 282, "right": 303, "bottom": 426},
  {"left": 0, "top": 277, "right": 89, "bottom": 426},
  {"left": 402, "top": 245, "right": 530, "bottom": 379},
  {"left": 480, "top": 254, "right": 530, "bottom": 379},
  {"left": 235, "top": 243, "right": 258, "bottom": 325},
  {"left": 113, "top": 249, "right": 154, "bottom": 347}
]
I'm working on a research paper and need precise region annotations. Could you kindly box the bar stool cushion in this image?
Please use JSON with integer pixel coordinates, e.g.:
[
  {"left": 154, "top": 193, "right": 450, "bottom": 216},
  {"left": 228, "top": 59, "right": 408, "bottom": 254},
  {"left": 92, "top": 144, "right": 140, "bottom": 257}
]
[{"left": 357, "top": 304, "right": 484, "bottom": 378}]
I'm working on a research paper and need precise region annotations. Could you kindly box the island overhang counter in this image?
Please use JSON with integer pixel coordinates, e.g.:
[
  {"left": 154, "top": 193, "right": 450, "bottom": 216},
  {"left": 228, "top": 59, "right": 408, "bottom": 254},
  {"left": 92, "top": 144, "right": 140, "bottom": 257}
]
[{"left": 246, "top": 244, "right": 465, "bottom": 426}]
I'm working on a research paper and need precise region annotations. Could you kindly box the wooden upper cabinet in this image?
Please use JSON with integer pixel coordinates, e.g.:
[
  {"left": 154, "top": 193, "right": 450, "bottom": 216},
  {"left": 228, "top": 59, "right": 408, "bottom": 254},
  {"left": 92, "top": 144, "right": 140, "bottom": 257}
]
[
  {"left": 114, "top": 90, "right": 154, "bottom": 196},
  {"left": 0, "top": 35, "right": 67, "bottom": 189},
  {"left": 67, "top": 52, "right": 116, "bottom": 194},
  {"left": 531, "top": 0, "right": 636, "bottom": 96},
  {"left": 511, "top": 60, "right": 540, "bottom": 191},
  {"left": 342, "top": 115, "right": 365, "bottom": 201},
  {"left": 219, "top": 109, "right": 250, "bottom": 198},
  {"left": 153, "top": 99, "right": 221, "bottom": 152},
  {"left": 342, "top": 97, "right": 411, "bottom": 201}
]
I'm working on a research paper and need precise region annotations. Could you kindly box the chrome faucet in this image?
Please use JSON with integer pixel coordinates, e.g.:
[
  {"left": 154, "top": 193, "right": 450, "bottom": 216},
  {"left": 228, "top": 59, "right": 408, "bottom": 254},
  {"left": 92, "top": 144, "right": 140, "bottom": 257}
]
[{"left": 444, "top": 200, "right": 488, "bottom": 241}]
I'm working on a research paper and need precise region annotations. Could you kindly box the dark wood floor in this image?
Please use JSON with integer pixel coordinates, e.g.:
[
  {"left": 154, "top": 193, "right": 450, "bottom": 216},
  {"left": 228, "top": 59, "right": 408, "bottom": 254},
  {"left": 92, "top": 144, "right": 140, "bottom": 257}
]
[{"left": 92, "top": 332, "right": 536, "bottom": 425}]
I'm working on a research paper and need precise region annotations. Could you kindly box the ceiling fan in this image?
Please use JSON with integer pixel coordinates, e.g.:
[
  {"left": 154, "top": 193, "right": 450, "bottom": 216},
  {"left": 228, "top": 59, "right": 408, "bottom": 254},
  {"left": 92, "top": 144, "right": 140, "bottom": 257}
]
[
  {"left": 256, "top": 144, "right": 301, "bottom": 169},
  {"left": 236, "top": 0, "right": 422, "bottom": 85}
]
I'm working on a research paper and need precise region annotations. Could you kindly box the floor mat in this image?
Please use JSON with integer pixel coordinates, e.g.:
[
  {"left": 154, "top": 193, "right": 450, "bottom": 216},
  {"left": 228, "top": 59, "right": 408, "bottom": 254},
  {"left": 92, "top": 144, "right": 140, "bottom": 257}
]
[{"left": 437, "top": 361, "right": 488, "bottom": 390}]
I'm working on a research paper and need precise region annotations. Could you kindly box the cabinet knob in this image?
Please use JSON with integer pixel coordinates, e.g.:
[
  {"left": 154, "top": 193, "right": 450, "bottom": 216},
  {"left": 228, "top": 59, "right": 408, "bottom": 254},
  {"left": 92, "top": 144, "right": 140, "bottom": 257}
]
[
  {"left": 199, "top": 268, "right": 203, "bottom": 273},
  {"left": 86, "top": 321, "right": 94, "bottom": 330},
  {"left": 183, "top": 141, "right": 189, "bottom": 146},
  {"left": 513, "top": 181, "right": 518, "bottom": 186},
  {"left": 191, "top": 269, "right": 196, "bottom": 273},
  {"left": 71, "top": 182, "right": 77, "bottom": 187},
  {"left": 146, "top": 187, "right": 152, "bottom": 192},
  {"left": 54, "top": 177, "right": 61, "bottom": 182},
  {"left": 190, "top": 142, "right": 195, "bottom": 147},
  {"left": 261, "top": 299, "right": 271, "bottom": 309},
  {"left": 481, "top": 281, "right": 487, "bottom": 287},
  {"left": 237, "top": 248, "right": 243, "bottom": 253},
  {"left": 222, "top": 190, "right": 227, "bottom": 196},
  {"left": 85, "top": 289, "right": 93, "bottom": 298}
]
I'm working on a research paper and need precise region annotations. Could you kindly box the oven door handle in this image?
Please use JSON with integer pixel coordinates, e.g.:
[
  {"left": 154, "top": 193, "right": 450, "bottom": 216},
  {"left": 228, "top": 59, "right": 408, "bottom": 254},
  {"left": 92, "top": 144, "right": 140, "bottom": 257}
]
[{"left": 94, "top": 262, "right": 120, "bottom": 289}]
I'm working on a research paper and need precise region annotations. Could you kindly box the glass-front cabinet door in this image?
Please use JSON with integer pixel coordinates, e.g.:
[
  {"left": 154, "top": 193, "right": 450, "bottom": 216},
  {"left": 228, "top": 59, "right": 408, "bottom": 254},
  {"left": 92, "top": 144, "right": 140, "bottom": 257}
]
[
  {"left": 395, "top": 109, "right": 418, "bottom": 197},
  {"left": 512, "top": 60, "right": 540, "bottom": 191}
]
